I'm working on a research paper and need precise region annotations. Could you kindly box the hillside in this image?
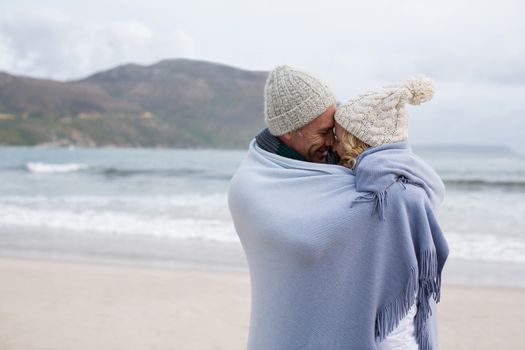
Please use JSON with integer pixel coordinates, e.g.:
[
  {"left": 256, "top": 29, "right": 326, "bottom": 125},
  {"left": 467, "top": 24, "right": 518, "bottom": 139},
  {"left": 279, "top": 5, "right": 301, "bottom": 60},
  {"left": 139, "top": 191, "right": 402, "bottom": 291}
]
[{"left": 0, "top": 59, "right": 268, "bottom": 148}]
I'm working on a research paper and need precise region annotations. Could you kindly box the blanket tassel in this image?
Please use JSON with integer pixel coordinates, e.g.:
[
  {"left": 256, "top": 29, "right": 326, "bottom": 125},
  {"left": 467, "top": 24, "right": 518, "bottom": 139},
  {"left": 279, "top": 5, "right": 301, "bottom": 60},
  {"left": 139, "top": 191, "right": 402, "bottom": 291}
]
[{"left": 375, "top": 249, "right": 442, "bottom": 350}]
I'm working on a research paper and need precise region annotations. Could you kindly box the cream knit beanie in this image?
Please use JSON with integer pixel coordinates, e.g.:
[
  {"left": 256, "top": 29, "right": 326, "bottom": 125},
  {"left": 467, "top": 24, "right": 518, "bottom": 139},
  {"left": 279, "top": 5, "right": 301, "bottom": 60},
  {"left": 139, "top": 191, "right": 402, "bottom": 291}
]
[
  {"left": 335, "top": 76, "right": 435, "bottom": 146},
  {"left": 264, "top": 65, "right": 337, "bottom": 136}
]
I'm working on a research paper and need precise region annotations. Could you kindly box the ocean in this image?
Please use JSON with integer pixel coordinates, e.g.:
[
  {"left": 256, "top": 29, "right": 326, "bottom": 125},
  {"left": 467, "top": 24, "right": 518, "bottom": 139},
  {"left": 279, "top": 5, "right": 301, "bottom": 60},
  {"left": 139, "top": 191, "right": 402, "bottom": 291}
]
[{"left": 0, "top": 145, "right": 524, "bottom": 284}]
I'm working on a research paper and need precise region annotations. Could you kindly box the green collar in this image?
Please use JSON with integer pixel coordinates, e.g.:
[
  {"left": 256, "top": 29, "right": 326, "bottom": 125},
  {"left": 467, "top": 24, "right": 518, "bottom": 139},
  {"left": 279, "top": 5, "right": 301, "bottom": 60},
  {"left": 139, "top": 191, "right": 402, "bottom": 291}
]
[
  {"left": 276, "top": 143, "right": 306, "bottom": 161},
  {"left": 255, "top": 129, "right": 306, "bottom": 161}
]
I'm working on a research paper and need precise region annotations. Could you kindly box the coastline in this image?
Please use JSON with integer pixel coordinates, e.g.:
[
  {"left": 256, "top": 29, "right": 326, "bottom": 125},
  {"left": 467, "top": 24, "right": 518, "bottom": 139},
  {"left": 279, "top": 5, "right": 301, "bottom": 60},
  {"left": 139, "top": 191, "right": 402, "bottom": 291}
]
[{"left": 1, "top": 256, "right": 524, "bottom": 350}]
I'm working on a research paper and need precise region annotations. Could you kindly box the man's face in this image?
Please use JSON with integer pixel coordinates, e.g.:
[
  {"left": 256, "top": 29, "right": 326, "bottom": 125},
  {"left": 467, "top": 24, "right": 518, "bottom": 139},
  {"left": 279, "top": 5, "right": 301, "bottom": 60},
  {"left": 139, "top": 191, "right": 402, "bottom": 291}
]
[{"left": 279, "top": 105, "right": 336, "bottom": 163}]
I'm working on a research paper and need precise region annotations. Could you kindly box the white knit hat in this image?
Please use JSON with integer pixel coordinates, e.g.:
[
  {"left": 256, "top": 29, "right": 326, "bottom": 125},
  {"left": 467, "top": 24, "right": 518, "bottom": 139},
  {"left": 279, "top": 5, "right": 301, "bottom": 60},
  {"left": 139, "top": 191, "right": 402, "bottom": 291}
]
[
  {"left": 264, "top": 65, "right": 336, "bottom": 136},
  {"left": 335, "top": 76, "right": 435, "bottom": 146}
]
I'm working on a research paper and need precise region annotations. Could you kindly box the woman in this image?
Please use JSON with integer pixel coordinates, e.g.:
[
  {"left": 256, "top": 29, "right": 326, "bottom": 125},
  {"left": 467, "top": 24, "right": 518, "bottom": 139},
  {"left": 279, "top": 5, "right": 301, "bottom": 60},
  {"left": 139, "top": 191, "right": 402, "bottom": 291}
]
[{"left": 333, "top": 76, "right": 449, "bottom": 350}]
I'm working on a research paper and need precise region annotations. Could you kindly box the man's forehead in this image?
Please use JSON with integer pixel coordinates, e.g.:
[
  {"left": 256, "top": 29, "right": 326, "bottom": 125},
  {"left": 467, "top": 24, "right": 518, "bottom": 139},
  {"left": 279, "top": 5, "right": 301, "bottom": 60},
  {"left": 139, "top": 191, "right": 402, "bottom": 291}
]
[{"left": 317, "top": 114, "right": 334, "bottom": 129}]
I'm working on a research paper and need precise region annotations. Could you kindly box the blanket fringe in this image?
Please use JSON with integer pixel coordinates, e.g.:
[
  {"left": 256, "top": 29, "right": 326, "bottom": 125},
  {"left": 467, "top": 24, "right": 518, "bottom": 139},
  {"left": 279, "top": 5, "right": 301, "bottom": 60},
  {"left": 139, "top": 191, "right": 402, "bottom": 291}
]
[
  {"left": 352, "top": 176, "right": 410, "bottom": 221},
  {"left": 414, "top": 250, "right": 441, "bottom": 350},
  {"left": 375, "top": 249, "right": 442, "bottom": 350},
  {"left": 375, "top": 265, "right": 418, "bottom": 340}
]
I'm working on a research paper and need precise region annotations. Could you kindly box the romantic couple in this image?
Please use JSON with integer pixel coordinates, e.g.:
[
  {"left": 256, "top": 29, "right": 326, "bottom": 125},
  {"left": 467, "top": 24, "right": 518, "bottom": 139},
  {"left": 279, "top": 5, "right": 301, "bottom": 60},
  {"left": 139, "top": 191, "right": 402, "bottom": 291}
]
[{"left": 228, "top": 66, "right": 449, "bottom": 350}]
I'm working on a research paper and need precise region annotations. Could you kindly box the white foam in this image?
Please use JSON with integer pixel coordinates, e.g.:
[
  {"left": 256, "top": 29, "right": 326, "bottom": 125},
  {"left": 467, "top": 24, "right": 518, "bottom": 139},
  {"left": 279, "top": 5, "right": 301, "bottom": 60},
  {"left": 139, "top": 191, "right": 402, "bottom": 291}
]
[
  {"left": 0, "top": 194, "right": 232, "bottom": 219},
  {"left": 446, "top": 231, "right": 525, "bottom": 264},
  {"left": 1, "top": 195, "right": 525, "bottom": 263},
  {"left": 26, "top": 162, "right": 90, "bottom": 173},
  {"left": 0, "top": 194, "right": 239, "bottom": 243}
]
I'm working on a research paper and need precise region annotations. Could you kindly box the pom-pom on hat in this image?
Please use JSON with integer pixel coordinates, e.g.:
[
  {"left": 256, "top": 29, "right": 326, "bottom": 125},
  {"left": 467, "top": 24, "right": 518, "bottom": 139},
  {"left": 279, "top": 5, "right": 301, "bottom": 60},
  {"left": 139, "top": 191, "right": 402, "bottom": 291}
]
[
  {"left": 335, "top": 75, "right": 435, "bottom": 146},
  {"left": 264, "top": 65, "right": 337, "bottom": 136}
]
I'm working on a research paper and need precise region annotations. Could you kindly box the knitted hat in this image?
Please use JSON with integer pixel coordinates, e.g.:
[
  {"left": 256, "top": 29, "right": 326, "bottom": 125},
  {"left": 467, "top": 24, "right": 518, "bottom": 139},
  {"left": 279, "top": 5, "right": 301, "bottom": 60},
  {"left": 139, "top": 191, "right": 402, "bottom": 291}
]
[
  {"left": 264, "top": 65, "right": 337, "bottom": 136},
  {"left": 335, "top": 76, "right": 435, "bottom": 146}
]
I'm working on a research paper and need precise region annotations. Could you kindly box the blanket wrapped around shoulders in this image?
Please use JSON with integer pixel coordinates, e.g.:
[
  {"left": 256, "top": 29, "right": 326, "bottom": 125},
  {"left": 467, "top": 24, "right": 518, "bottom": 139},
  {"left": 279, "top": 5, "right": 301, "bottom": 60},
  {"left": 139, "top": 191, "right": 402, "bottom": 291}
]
[{"left": 228, "top": 140, "right": 449, "bottom": 350}]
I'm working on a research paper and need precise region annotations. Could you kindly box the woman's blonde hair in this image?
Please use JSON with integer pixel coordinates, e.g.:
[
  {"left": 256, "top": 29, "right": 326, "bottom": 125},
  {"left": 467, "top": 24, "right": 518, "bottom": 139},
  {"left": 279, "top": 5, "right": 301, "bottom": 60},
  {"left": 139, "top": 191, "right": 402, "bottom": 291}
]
[{"left": 339, "top": 130, "right": 370, "bottom": 169}]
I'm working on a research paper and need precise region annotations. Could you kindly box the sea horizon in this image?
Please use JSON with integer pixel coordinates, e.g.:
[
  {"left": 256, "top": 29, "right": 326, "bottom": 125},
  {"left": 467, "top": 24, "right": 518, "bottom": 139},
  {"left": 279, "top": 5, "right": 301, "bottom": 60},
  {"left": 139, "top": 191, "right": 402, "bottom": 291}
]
[{"left": 0, "top": 141, "right": 522, "bottom": 155}]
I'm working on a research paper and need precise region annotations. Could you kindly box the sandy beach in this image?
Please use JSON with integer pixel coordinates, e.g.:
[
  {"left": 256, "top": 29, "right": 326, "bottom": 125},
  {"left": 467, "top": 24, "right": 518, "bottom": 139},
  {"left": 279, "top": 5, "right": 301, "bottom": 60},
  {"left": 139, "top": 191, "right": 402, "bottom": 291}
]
[{"left": 0, "top": 257, "right": 524, "bottom": 350}]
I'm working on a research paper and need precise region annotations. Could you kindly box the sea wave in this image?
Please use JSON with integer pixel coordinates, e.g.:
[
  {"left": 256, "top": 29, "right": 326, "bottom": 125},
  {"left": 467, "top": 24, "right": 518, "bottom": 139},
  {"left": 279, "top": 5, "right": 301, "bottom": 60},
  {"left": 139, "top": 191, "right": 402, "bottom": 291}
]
[
  {"left": 26, "top": 162, "right": 90, "bottom": 173},
  {"left": 0, "top": 194, "right": 236, "bottom": 241},
  {"left": 1, "top": 194, "right": 524, "bottom": 264},
  {"left": 18, "top": 163, "right": 525, "bottom": 185},
  {"left": 97, "top": 167, "right": 231, "bottom": 180},
  {"left": 0, "top": 200, "right": 238, "bottom": 243},
  {"left": 100, "top": 167, "right": 199, "bottom": 177},
  {"left": 18, "top": 163, "right": 232, "bottom": 180},
  {"left": 446, "top": 231, "right": 525, "bottom": 264},
  {"left": 443, "top": 178, "right": 525, "bottom": 190},
  {"left": 0, "top": 194, "right": 232, "bottom": 219}
]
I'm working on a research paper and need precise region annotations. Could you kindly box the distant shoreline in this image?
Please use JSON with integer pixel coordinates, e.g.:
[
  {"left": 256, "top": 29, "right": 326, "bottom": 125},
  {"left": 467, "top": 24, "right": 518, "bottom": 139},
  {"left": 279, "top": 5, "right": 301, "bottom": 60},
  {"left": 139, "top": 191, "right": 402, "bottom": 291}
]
[{"left": 0, "top": 143, "right": 520, "bottom": 155}]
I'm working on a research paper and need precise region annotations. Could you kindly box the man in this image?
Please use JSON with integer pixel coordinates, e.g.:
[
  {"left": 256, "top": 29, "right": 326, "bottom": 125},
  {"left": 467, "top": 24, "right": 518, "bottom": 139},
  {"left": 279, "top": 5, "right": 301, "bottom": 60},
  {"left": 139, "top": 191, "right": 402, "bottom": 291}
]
[
  {"left": 254, "top": 65, "right": 339, "bottom": 164},
  {"left": 229, "top": 65, "right": 352, "bottom": 349}
]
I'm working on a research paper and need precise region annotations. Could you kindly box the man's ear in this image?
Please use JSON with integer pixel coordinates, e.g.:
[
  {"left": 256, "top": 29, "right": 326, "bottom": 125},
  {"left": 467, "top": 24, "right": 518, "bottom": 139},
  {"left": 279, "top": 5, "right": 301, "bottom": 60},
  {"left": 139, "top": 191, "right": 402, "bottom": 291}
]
[{"left": 279, "top": 132, "right": 293, "bottom": 142}]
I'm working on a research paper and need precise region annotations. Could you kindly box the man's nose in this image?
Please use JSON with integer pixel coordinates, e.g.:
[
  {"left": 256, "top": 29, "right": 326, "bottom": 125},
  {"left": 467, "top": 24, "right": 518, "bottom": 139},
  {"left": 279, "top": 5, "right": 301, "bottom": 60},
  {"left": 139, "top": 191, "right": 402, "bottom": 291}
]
[{"left": 326, "top": 130, "right": 335, "bottom": 147}]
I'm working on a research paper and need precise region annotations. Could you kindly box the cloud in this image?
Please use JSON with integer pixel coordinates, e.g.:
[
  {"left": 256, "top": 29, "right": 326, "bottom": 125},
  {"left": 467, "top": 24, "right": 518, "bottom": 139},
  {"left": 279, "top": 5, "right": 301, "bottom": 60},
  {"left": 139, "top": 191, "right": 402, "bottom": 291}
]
[
  {"left": 407, "top": 81, "right": 525, "bottom": 149},
  {"left": 0, "top": 9, "right": 195, "bottom": 80}
]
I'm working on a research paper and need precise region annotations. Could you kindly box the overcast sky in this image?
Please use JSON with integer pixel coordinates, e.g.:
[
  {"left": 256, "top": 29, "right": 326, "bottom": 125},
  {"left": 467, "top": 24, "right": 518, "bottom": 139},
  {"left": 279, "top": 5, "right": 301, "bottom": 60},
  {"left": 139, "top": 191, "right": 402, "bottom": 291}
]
[{"left": 1, "top": 0, "right": 523, "bottom": 152}]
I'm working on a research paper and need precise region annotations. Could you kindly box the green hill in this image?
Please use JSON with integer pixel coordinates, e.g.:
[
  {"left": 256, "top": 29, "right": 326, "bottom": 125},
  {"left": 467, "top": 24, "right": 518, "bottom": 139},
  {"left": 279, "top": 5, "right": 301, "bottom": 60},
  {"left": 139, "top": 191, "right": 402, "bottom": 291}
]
[{"left": 0, "top": 59, "right": 268, "bottom": 148}]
